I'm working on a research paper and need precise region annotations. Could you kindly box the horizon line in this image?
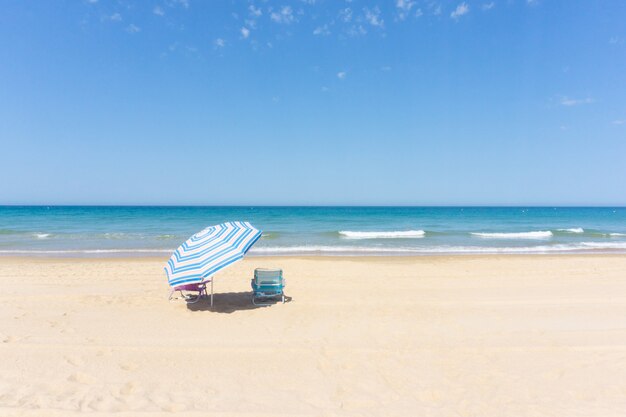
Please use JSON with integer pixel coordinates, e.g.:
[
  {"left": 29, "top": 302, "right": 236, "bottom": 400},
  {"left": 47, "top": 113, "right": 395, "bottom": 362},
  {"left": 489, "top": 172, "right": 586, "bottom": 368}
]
[{"left": 1, "top": 204, "right": 626, "bottom": 209}]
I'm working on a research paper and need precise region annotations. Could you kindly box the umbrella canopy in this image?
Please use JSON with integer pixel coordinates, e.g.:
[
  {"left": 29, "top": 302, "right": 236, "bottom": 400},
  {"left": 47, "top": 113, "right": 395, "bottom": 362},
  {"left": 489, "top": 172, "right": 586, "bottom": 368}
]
[{"left": 164, "top": 221, "right": 262, "bottom": 289}]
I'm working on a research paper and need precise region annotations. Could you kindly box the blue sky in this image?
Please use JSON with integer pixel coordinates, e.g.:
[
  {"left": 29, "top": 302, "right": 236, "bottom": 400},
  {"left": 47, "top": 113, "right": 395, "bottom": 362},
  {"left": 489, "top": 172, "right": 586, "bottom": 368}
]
[{"left": 1, "top": 0, "right": 625, "bottom": 205}]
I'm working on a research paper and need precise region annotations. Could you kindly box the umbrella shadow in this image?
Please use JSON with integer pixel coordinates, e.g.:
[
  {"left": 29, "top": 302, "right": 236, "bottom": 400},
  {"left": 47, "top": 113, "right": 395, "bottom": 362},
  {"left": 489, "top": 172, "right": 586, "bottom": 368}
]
[{"left": 186, "top": 291, "right": 293, "bottom": 314}]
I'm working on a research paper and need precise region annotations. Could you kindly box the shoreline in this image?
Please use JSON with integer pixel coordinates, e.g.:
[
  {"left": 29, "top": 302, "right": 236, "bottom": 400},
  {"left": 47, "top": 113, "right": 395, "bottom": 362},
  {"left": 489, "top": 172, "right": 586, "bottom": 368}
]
[{"left": 2, "top": 252, "right": 626, "bottom": 261}]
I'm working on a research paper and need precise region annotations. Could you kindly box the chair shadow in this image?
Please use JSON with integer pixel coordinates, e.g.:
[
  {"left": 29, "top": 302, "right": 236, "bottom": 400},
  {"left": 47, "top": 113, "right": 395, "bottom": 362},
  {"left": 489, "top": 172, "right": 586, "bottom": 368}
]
[{"left": 186, "top": 291, "right": 293, "bottom": 314}]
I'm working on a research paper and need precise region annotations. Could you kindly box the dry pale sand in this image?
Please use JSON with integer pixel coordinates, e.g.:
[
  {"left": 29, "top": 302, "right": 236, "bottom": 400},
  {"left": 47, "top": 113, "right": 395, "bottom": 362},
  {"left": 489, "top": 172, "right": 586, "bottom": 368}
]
[{"left": 1, "top": 255, "right": 626, "bottom": 417}]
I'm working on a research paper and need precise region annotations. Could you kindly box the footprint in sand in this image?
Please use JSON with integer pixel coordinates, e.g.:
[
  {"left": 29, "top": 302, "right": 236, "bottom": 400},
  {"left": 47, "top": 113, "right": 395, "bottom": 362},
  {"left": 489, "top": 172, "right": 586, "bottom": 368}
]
[
  {"left": 161, "top": 404, "right": 187, "bottom": 412},
  {"left": 120, "top": 382, "right": 137, "bottom": 396},
  {"left": 96, "top": 348, "right": 113, "bottom": 357},
  {"left": 119, "top": 362, "right": 139, "bottom": 371},
  {"left": 64, "top": 355, "right": 86, "bottom": 367},
  {"left": 68, "top": 372, "right": 97, "bottom": 384},
  {"left": 2, "top": 335, "right": 20, "bottom": 343}
]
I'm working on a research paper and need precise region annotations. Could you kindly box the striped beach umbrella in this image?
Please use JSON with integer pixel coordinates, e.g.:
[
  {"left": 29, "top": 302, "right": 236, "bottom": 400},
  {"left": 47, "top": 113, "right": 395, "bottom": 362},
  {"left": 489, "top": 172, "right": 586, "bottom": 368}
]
[{"left": 164, "top": 221, "right": 262, "bottom": 304}]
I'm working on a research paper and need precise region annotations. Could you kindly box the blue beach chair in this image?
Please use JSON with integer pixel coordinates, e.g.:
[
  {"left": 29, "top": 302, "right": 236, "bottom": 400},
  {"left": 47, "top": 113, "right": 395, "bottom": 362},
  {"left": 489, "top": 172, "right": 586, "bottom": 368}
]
[{"left": 251, "top": 268, "right": 285, "bottom": 305}]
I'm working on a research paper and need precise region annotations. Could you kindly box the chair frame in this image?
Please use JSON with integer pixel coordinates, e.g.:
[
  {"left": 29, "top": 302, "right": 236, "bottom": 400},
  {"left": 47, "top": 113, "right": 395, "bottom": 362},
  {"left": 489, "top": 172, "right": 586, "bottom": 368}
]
[
  {"left": 168, "top": 280, "right": 213, "bottom": 305},
  {"left": 252, "top": 268, "right": 285, "bottom": 305}
]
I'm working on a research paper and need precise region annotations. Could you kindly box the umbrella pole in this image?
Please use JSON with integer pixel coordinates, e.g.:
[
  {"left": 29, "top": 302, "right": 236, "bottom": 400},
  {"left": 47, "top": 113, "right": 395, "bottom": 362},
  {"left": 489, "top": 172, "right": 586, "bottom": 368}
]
[{"left": 210, "top": 279, "right": 214, "bottom": 306}]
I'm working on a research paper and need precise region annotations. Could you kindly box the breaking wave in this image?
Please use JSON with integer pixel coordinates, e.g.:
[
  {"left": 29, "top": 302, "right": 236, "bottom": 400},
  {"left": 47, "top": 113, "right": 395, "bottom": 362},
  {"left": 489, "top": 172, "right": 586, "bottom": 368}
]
[
  {"left": 557, "top": 228, "right": 584, "bottom": 233},
  {"left": 339, "top": 230, "right": 425, "bottom": 239},
  {"left": 249, "top": 242, "right": 626, "bottom": 255},
  {"left": 471, "top": 231, "right": 553, "bottom": 239}
]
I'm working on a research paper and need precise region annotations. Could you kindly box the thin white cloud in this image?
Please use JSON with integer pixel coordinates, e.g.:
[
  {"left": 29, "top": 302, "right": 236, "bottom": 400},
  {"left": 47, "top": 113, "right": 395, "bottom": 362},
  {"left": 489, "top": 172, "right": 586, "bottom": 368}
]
[
  {"left": 102, "top": 13, "right": 122, "bottom": 22},
  {"left": 612, "top": 120, "right": 624, "bottom": 125},
  {"left": 337, "top": 71, "right": 347, "bottom": 79},
  {"left": 240, "top": 27, "right": 250, "bottom": 39},
  {"left": 214, "top": 38, "right": 225, "bottom": 48},
  {"left": 126, "top": 24, "right": 140, "bottom": 33},
  {"left": 249, "top": 5, "right": 262, "bottom": 17},
  {"left": 396, "top": 0, "right": 416, "bottom": 11},
  {"left": 364, "top": 7, "right": 384, "bottom": 28},
  {"left": 339, "top": 7, "right": 353, "bottom": 23},
  {"left": 451, "top": 2, "right": 469, "bottom": 19},
  {"left": 175, "top": 0, "right": 189, "bottom": 9},
  {"left": 396, "top": 0, "right": 416, "bottom": 20},
  {"left": 270, "top": 6, "right": 295, "bottom": 24},
  {"left": 153, "top": 6, "right": 165, "bottom": 16},
  {"left": 313, "top": 24, "right": 331, "bottom": 36},
  {"left": 166, "top": 42, "right": 199, "bottom": 57},
  {"left": 346, "top": 24, "right": 366, "bottom": 37},
  {"left": 482, "top": 2, "right": 495, "bottom": 10},
  {"left": 560, "top": 96, "right": 594, "bottom": 106}
]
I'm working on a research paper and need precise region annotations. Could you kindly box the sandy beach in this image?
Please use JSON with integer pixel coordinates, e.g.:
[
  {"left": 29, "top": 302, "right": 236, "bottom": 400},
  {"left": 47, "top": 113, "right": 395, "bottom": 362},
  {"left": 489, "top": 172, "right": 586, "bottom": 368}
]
[{"left": 1, "top": 255, "right": 626, "bottom": 416}]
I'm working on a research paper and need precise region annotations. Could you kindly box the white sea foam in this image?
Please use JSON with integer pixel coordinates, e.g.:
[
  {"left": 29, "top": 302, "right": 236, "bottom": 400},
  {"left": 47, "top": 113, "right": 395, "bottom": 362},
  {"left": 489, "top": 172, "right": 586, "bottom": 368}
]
[
  {"left": 339, "top": 230, "right": 425, "bottom": 239},
  {"left": 251, "top": 246, "right": 418, "bottom": 253},
  {"left": 558, "top": 228, "right": 584, "bottom": 233},
  {"left": 34, "top": 233, "right": 51, "bottom": 239},
  {"left": 580, "top": 242, "right": 626, "bottom": 249},
  {"left": 471, "top": 231, "right": 553, "bottom": 239},
  {"left": 609, "top": 233, "right": 626, "bottom": 237},
  {"left": 156, "top": 234, "right": 177, "bottom": 240},
  {"left": 4, "top": 241, "right": 626, "bottom": 257},
  {"left": 0, "top": 249, "right": 173, "bottom": 254},
  {"left": 103, "top": 233, "right": 148, "bottom": 239}
]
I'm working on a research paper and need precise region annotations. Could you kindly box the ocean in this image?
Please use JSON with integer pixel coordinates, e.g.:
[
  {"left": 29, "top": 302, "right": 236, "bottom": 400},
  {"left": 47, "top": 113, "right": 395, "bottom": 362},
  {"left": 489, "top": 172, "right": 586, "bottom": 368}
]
[{"left": 1, "top": 206, "right": 625, "bottom": 256}]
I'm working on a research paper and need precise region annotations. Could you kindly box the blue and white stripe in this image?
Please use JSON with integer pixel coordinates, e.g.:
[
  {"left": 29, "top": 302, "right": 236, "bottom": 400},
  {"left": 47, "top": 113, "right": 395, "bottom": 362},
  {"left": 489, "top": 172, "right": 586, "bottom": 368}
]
[{"left": 164, "top": 221, "right": 262, "bottom": 288}]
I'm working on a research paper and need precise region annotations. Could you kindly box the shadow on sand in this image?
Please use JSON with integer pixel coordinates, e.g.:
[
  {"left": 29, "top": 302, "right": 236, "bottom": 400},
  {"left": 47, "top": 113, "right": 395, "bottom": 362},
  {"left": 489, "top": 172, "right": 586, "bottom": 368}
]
[{"left": 186, "top": 291, "right": 293, "bottom": 314}]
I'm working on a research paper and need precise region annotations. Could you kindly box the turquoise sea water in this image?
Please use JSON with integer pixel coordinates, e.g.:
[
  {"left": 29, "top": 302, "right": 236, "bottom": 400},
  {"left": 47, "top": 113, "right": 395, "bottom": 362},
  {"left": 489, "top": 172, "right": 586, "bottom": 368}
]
[{"left": 1, "top": 206, "right": 625, "bottom": 256}]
